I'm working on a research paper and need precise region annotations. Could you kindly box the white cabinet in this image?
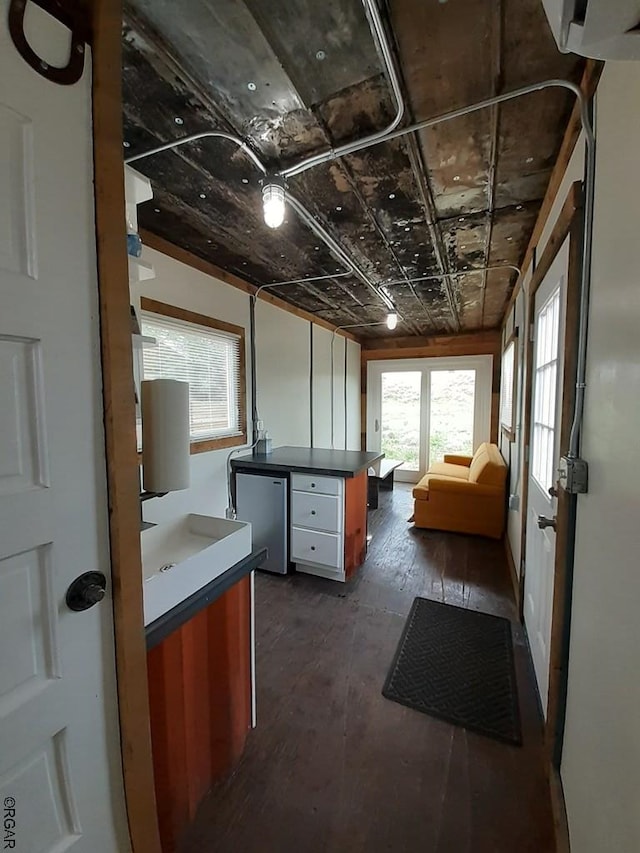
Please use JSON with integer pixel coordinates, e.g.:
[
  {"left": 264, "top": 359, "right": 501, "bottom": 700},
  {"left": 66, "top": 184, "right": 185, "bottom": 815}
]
[
  {"left": 291, "top": 474, "right": 345, "bottom": 581},
  {"left": 291, "top": 491, "right": 342, "bottom": 533}
]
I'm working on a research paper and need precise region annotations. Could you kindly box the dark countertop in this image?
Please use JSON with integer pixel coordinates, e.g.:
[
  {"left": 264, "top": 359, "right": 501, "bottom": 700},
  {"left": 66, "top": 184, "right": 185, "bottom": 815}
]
[
  {"left": 145, "top": 548, "right": 267, "bottom": 650},
  {"left": 231, "top": 446, "right": 384, "bottom": 478}
]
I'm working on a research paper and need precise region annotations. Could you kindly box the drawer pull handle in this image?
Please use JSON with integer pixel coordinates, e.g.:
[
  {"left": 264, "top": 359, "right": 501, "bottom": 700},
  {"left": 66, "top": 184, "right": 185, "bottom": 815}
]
[
  {"left": 311, "top": 510, "right": 316, "bottom": 515},
  {"left": 311, "top": 482, "right": 316, "bottom": 488},
  {"left": 310, "top": 545, "right": 316, "bottom": 551}
]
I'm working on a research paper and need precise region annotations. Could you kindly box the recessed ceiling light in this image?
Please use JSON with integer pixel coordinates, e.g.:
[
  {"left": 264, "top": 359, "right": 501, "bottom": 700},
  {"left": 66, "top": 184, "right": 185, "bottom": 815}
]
[
  {"left": 453, "top": 175, "right": 460, "bottom": 182},
  {"left": 314, "top": 246, "right": 320, "bottom": 251},
  {"left": 280, "top": 253, "right": 285, "bottom": 258},
  {"left": 174, "top": 117, "right": 183, "bottom": 125},
  {"left": 242, "top": 178, "right": 249, "bottom": 184},
  {"left": 376, "top": 261, "right": 381, "bottom": 265},
  {"left": 336, "top": 206, "right": 342, "bottom": 211},
  {"left": 507, "top": 236, "right": 513, "bottom": 241},
  {"left": 207, "top": 239, "right": 212, "bottom": 244},
  {"left": 316, "top": 50, "right": 326, "bottom": 61},
  {"left": 360, "top": 236, "right": 365, "bottom": 240},
  {"left": 414, "top": 253, "right": 420, "bottom": 257},
  {"left": 247, "top": 82, "right": 257, "bottom": 91},
  {"left": 526, "top": 157, "right": 533, "bottom": 164},
  {"left": 388, "top": 193, "right": 396, "bottom": 200},
  {"left": 404, "top": 227, "right": 410, "bottom": 232},
  {"left": 153, "top": 208, "right": 160, "bottom": 213},
  {"left": 459, "top": 217, "right": 465, "bottom": 222},
  {"left": 123, "top": 141, "right": 130, "bottom": 148},
  {"left": 242, "top": 261, "right": 247, "bottom": 265},
  {"left": 199, "top": 193, "right": 206, "bottom": 199},
  {"left": 516, "top": 204, "right": 523, "bottom": 210},
  {"left": 461, "top": 245, "right": 467, "bottom": 250}
]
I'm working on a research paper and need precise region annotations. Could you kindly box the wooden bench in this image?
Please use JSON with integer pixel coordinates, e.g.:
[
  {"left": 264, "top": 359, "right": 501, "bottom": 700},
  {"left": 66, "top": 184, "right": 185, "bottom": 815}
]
[{"left": 367, "top": 458, "right": 404, "bottom": 509}]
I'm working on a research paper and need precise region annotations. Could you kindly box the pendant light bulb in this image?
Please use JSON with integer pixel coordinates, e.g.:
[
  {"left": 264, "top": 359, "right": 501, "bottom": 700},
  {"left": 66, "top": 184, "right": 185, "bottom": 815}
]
[
  {"left": 386, "top": 312, "right": 398, "bottom": 330},
  {"left": 262, "top": 179, "right": 286, "bottom": 229}
]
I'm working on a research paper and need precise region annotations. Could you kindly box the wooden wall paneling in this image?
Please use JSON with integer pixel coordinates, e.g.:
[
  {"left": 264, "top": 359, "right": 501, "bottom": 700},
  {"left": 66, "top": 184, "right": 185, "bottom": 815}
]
[
  {"left": 208, "top": 578, "right": 252, "bottom": 780},
  {"left": 517, "top": 182, "right": 582, "bottom": 613},
  {"left": 91, "top": 1, "right": 161, "bottom": 850},
  {"left": 344, "top": 471, "right": 368, "bottom": 577},
  {"left": 147, "top": 630, "right": 189, "bottom": 853},
  {"left": 147, "top": 580, "right": 252, "bottom": 853}
]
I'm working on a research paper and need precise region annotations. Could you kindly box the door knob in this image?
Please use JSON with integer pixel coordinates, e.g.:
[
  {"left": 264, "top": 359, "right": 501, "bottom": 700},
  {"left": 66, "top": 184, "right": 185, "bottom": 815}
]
[
  {"left": 548, "top": 486, "right": 559, "bottom": 498},
  {"left": 66, "top": 571, "right": 107, "bottom": 611},
  {"left": 537, "top": 515, "right": 557, "bottom": 532}
]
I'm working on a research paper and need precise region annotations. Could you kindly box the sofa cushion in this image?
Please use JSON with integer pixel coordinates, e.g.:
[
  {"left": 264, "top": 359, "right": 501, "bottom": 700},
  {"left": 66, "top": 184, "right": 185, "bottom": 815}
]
[
  {"left": 428, "top": 462, "right": 471, "bottom": 480},
  {"left": 467, "top": 442, "right": 507, "bottom": 487},
  {"left": 412, "top": 473, "right": 464, "bottom": 500}
]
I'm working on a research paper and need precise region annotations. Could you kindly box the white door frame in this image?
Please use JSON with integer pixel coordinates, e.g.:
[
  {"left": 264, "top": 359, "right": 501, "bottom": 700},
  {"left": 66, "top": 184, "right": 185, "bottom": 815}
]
[{"left": 366, "top": 355, "right": 493, "bottom": 483}]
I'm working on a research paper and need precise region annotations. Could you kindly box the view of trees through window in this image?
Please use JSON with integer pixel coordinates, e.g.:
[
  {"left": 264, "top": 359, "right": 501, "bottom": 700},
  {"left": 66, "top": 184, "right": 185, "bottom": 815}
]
[{"left": 380, "top": 369, "right": 476, "bottom": 471}]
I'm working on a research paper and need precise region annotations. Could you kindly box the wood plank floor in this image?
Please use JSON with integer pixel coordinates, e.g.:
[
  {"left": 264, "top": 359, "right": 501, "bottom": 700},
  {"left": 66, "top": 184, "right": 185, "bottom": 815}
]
[{"left": 180, "top": 485, "right": 555, "bottom": 853}]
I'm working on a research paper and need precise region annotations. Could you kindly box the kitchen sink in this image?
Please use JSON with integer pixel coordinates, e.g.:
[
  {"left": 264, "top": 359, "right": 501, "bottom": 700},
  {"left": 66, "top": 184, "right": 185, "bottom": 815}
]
[{"left": 141, "top": 514, "right": 252, "bottom": 626}]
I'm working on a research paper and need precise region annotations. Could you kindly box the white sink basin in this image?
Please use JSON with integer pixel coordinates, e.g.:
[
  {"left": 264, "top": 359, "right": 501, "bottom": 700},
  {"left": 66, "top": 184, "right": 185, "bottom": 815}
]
[{"left": 141, "top": 513, "right": 252, "bottom": 626}]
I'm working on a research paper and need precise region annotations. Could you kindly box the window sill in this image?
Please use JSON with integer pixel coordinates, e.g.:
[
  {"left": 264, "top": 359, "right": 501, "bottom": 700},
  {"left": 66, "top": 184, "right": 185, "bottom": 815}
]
[{"left": 190, "top": 432, "right": 247, "bottom": 454}]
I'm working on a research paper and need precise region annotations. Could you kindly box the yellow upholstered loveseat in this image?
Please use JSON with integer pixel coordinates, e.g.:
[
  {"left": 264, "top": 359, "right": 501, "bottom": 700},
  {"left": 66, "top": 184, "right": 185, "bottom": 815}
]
[{"left": 412, "top": 442, "right": 507, "bottom": 539}]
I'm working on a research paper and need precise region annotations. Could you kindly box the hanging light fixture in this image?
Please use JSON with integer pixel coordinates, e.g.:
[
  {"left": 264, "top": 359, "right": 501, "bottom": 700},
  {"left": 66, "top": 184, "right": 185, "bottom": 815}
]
[
  {"left": 262, "top": 176, "right": 286, "bottom": 229},
  {"left": 386, "top": 312, "right": 398, "bottom": 330}
]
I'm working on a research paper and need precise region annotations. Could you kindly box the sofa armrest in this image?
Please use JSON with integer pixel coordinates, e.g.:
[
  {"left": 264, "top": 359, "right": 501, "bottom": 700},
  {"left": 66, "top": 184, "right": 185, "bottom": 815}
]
[
  {"left": 443, "top": 454, "right": 473, "bottom": 466},
  {"left": 427, "top": 477, "right": 501, "bottom": 497}
]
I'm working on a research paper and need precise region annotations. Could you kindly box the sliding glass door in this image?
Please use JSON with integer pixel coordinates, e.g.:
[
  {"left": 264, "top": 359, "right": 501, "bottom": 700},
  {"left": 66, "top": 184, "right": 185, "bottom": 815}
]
[{"left": 367, "top": 357, "right": 493, "bottom": 483}]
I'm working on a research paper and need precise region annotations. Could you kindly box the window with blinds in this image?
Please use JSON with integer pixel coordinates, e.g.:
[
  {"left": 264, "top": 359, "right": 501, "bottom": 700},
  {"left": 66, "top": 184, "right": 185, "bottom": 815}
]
[
  {"left": 500, "top": 336, "right": 517, "bottom": 440},
  {"left": 140, "top": 308, "right": 245, "bottom": 447}
]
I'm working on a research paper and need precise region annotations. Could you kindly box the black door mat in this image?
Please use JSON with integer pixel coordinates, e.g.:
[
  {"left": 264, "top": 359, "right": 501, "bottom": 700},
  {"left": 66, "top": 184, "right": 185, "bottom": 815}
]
[{"left": 382, "top": 597, "right": 522, "bottom": 745}]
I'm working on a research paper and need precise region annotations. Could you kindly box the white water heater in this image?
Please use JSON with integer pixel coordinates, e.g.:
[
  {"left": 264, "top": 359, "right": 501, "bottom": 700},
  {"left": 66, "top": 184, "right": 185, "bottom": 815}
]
[{"left": 542, "top": 0, "right": 640, "bottom": 59}]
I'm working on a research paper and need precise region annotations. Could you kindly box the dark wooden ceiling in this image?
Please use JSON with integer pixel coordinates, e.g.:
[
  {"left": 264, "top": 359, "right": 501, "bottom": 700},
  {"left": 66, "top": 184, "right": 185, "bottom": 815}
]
[{"left": 122, "top": 0, "right": 583, "bottom": 339}]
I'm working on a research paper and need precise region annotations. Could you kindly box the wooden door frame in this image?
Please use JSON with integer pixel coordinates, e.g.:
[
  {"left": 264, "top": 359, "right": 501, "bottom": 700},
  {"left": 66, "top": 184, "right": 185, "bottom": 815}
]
[
  {"left": 516, "top": 180, "right": 584, "bottom": 760},
  {"left": 91, "top": 2, "right": 161, "bottom": 851}
]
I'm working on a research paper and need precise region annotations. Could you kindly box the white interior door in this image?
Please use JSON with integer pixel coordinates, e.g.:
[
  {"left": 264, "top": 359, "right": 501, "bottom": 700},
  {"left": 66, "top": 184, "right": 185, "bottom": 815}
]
[
  {"left": 524, "top": 242, "right": 568, "bottom": 714},
  {"left": 366, "top": 356, "right": 492, "bottom": 484},
  {"left": 0, "top": 6, "right": 127, "bottom": 852}
]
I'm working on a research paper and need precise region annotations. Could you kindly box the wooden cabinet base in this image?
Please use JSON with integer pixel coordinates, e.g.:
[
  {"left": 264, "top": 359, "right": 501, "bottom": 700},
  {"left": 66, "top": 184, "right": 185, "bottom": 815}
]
[
  {"left": 147, "top": 578, "right": 251, "bottom": 853},
  {"left": 344, "top": 470, "right": 368, "bottom": 579}
]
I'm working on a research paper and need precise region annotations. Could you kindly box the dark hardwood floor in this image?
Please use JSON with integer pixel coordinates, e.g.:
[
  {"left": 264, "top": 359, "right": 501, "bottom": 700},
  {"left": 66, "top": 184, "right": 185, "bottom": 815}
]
[{"left": 180, "top": 484, "right": 555, "bottom": 853}]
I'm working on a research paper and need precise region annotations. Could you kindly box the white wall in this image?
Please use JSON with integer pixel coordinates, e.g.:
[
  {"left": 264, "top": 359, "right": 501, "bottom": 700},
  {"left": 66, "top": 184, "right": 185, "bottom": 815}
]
[
  {"left": 254, "top": 298, "right": 310, "bottom": 447},
  {"left": 560, "top": 62, "right": 640, "bottom": 853},
  {"left": 132, "top": 246, "right": 360, "bottom": 525}
]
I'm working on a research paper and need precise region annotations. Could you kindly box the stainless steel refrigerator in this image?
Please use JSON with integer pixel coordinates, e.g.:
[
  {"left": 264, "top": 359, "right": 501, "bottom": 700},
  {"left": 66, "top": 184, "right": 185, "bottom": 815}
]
[{"left": 235, "top": 472, "right": 288, "bottom": 574}]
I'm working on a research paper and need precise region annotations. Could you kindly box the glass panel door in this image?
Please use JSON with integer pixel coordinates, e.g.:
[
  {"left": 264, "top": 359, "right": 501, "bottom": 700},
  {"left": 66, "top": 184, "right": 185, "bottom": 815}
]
[
  {"left": 532, "top": 287, "right": 561, "bottom": 492},
  {"left": 380, "top": 371, "right": 422, "bottom": 476},
  {"left": 428, "top": 369, "right": 476, "bottom": 467}
]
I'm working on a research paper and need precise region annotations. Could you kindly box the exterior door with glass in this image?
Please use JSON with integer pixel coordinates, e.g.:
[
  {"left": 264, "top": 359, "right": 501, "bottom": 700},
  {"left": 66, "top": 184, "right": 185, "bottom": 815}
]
[
  {"left": 367, "top": 357, "right": 492, "bottom": 484},
  {"left": 524, "top": 242, "right": 568, "bottom": 713}
]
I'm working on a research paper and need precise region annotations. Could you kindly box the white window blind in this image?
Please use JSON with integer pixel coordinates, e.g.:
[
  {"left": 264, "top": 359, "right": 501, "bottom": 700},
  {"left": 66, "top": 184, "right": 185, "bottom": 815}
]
[
  {"left": 141, "top": 311, "right": 244, "bottom": 443},
  {"left": 500, "top": 338, "right": 516, "bottom": 435}
]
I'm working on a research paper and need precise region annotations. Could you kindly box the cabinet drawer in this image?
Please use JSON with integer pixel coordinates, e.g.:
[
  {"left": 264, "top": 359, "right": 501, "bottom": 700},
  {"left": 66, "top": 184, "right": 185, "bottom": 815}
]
[
  {"left": 291, "top": 527, "right": 342, "bottom": 569},
  {"left": 291, "top": 491, "right": 342, "bottom": 533},
  {"left": 291, "top": 473, "right": 342, "bottom": 496}
]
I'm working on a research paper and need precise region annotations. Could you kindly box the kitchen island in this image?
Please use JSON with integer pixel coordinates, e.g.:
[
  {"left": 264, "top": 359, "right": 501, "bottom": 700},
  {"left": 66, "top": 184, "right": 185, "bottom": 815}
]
[{"left": 232, "top": 446, "right": 383, "bottom": 582}]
